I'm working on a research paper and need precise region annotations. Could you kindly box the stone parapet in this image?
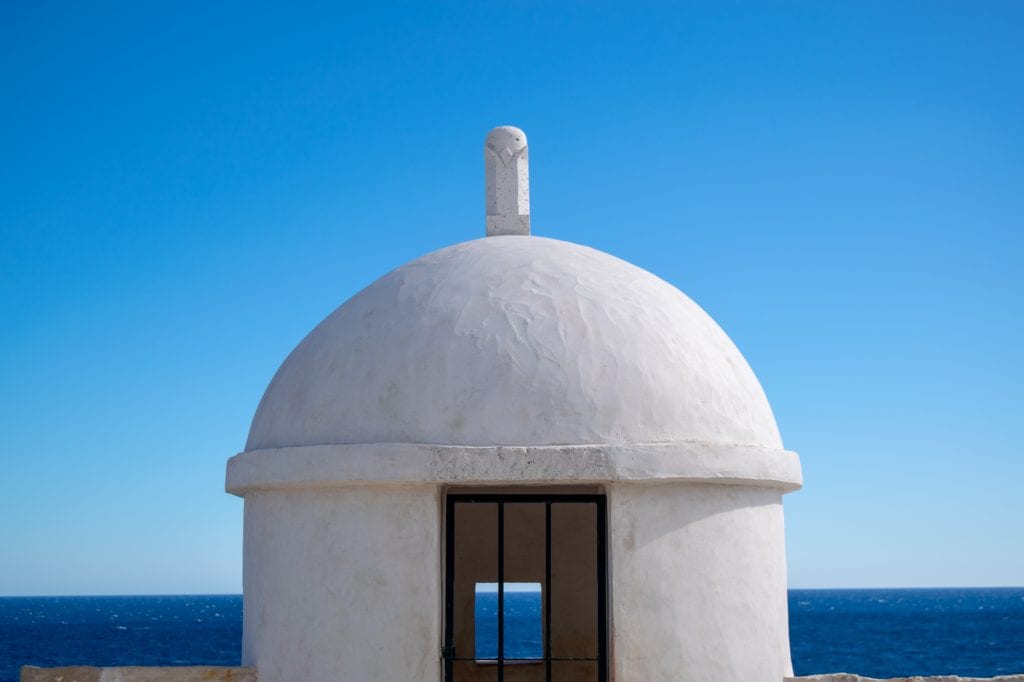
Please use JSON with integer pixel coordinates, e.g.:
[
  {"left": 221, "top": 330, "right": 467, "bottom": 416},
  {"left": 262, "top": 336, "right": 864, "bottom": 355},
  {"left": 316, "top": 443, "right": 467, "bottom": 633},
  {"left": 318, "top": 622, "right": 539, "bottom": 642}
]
[
  {"left": 21, "top": 667, "right": 256, "bottom": 681},
  {"left": 790, "top": 671, "right": 1024, "bottom": 675},
  {"left": 22, "top": 668, "right": 1022, "bottom": 681}
]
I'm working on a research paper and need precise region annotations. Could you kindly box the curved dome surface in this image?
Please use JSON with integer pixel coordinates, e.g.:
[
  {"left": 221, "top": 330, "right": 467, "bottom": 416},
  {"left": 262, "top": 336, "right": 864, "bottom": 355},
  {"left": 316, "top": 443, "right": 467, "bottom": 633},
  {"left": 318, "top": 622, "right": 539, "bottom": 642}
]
[{"left": 246, "top": 236, "right": 782, "bottom": 451}]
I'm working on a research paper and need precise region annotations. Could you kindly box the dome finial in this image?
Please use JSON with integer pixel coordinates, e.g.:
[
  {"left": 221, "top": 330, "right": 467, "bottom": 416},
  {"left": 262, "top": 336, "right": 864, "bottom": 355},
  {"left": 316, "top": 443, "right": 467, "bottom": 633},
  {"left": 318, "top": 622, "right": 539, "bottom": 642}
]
[{"left": 485, "top": 126, "right": 530, "bottom": 236}]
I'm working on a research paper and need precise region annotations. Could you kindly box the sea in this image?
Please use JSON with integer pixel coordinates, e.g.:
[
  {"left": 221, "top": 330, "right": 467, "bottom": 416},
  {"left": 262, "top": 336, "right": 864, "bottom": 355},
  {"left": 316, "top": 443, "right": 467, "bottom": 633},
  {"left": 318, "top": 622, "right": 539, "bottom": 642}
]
[{"left": 1, "top": 588, "right": 1022, "bottom": 681}]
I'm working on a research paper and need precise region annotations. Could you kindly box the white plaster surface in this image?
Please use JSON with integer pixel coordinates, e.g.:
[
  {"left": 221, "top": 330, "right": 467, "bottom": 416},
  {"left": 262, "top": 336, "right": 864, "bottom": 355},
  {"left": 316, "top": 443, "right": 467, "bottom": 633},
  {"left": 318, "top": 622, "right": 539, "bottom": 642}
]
[
  {"left": 610, "top": 482, "right": 793, "bottom": 682},
  {"left": 241, "top": 486, "right": 440, "bottom": 682},
  {"left": 246, "top": 235, "right": 783, "bottom": 453},
  {"left": 226, "top": 442, "right": 802, "bottom": 495}
]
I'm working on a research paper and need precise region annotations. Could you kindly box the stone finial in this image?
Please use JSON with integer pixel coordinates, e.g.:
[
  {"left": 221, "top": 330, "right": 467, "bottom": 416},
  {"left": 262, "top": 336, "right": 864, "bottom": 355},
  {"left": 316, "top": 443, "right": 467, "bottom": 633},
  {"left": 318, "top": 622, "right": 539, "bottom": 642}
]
[{"left": 485, "top": 126, "right": 530, "bottom": 236}]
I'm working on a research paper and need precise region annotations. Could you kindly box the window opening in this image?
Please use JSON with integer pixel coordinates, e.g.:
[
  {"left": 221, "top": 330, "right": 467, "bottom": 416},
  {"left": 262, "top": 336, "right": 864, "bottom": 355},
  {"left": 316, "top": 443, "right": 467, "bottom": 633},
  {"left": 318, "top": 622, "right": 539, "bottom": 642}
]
[
  {"left": 444, "top": 494, "right": 607, "bottom": 682},
  {"left": 475, "top": 582, "right": 543, "bottom": 661}
]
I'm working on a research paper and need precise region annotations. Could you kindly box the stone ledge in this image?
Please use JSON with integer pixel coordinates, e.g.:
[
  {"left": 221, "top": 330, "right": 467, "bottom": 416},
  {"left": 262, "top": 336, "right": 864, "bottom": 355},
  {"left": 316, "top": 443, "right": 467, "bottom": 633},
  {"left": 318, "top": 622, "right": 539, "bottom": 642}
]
[
  {"left": 786, "top": 671, "right": 1024, "bottom": 675},
  {"left": 21, "top": 667, "right": 256, "bottom": 682},
  {"left": 226, "top": 441, "right": 803, "bottom": 494}
]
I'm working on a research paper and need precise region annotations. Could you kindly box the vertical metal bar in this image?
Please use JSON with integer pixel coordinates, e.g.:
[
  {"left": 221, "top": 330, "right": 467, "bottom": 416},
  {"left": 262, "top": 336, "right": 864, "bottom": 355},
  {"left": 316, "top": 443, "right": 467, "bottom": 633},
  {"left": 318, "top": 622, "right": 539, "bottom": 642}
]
[
  {"left": 444, "top": 496, "right": 455, "bottom": 682},
  {"left": 596, "top": 497, "right": 608, "bottom": 682},
  {"left": 497, "top": 501, "right": 505, "bottom": 681},
  {"left": 545, "top": 501, "right": 552, "bottom": 682}
]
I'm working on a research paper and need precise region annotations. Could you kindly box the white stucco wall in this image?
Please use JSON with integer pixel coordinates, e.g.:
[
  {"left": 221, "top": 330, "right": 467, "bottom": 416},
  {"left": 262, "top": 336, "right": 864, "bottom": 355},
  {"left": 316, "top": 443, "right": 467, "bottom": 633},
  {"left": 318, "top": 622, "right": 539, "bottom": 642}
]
[
  {"left": 609, "top": 481, "right": 793, "bottom": 682},
  {"left": 241, "top": 485, "right": 441, "bottom": 682}
]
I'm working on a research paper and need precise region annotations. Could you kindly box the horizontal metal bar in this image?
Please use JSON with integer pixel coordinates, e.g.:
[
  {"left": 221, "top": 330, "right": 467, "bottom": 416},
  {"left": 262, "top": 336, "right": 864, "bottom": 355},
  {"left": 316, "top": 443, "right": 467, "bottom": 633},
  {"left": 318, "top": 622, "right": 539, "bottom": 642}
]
[
  {"left": 448, "top": 494, "right": 604, "bottom": 503},
  {"left": 450, "top": 658, "right": 600, "bottom": 662}
]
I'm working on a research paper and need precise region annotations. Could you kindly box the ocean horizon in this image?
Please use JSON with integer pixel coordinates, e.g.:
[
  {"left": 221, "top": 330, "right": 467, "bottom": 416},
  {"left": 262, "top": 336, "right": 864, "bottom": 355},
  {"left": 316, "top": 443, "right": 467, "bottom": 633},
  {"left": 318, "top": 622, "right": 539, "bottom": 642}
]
[{"left": 1, "top": 587, "right": 1022, "bottom": 681}]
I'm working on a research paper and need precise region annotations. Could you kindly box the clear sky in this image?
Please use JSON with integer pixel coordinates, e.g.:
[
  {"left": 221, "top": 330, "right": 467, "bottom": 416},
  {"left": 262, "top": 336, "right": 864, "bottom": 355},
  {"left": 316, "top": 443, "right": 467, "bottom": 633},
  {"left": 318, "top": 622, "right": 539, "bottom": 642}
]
[{"left": 1, "top": 1, "right": 1021, "bottom": 596}]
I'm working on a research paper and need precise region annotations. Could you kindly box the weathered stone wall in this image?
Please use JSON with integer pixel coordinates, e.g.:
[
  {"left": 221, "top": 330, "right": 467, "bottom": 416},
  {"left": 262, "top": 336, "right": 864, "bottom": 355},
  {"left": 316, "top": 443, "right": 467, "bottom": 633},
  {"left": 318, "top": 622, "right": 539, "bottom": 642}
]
[
  {"left": 21, "top": 667, "right": 256, "bottom": 681},
  {"left": 790, "top": 671, "right": 1024, "bottom": 675}
]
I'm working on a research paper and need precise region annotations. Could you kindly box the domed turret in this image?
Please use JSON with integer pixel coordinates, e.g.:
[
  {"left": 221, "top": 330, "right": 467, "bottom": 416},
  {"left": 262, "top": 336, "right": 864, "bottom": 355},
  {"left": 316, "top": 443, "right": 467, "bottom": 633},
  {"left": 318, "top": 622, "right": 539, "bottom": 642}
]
[
  {"left": 227, "top": 126, "right": 802, "bottom": 682},
  {"left": 247, "top": 235, "right": 781, "bottom": 452}
]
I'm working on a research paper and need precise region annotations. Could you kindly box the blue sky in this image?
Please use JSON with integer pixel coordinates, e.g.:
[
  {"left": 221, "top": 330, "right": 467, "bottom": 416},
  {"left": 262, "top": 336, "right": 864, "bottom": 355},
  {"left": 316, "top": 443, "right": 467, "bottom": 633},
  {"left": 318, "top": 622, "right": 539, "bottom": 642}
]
[{"left": 1, "top": 1, "right": 1021, "bottom": 595}]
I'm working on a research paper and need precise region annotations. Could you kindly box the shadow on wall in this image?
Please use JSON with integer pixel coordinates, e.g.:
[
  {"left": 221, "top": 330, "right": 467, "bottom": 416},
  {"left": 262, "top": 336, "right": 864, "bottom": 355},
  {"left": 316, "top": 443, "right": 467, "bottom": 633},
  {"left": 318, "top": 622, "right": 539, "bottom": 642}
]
[{"left": 617, "top": 482, "right": 783, "bottom": 553}]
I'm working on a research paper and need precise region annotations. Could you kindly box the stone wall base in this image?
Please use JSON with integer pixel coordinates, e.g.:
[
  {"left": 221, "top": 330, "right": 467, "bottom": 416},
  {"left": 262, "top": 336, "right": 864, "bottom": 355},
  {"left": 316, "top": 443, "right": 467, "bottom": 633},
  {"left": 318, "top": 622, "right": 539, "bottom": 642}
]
[
  {"left": 21, "top": 667, "right": 256, "bottom": 682},
  {"left": 790, "top": 671, "right": 1024, "bottom": 675},
  {"left": 22, "top": 667, "right": 1023, "bottom": 681}
]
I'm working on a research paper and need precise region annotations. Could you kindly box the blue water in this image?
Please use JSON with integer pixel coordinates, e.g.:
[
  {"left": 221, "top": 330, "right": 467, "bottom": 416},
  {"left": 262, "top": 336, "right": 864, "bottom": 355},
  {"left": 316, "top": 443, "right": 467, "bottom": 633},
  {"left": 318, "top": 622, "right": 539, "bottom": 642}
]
[
  {"left": 789, "top": 588, "right": 1024, "bottom": 678},
  {"left": 0, "top": 595, "right": 241, "bottom": 681},
  {"left": 1, "top": 589, "right": 1022, "bottom": 681},
  {"left": 476, "top": 591, "right": 543, "bottom": 659}
]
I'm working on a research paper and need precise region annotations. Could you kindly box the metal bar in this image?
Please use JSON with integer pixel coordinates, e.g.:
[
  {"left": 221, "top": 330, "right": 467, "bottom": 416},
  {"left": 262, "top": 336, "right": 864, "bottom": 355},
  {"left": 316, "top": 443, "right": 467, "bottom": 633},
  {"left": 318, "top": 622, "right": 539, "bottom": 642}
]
[
  {"left": 450, "top": 657, "right": 598, "bottom": 662},
  {"left": 444, "top": 496, "right": 456, "bottom": 682},
  {"left": 497, "top": 501, "right": 505, "bottom": 682},
  {"left": 446, "top": 494, "right": 603, "bottom": 504},
  {"left": 596, "top": 497, "right": 608, "bottom": 682},
  {"left": 545, "top": 501, "right": 552, "bottom": 682}
]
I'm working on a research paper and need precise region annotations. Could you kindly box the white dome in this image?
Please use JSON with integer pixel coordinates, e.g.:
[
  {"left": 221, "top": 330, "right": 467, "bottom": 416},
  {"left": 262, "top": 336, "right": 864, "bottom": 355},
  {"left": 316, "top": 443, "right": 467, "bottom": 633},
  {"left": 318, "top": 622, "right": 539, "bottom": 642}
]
[{"left": 246, "top": 236, "right": 782, "bottom": 451}]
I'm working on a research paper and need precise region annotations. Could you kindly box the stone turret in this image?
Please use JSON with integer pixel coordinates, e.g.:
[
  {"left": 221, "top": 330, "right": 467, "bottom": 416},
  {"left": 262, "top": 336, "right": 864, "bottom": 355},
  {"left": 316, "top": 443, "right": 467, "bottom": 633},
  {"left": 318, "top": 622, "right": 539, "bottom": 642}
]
[{"left": 226, "top": 126, "right": 803, "bottom": 682}]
